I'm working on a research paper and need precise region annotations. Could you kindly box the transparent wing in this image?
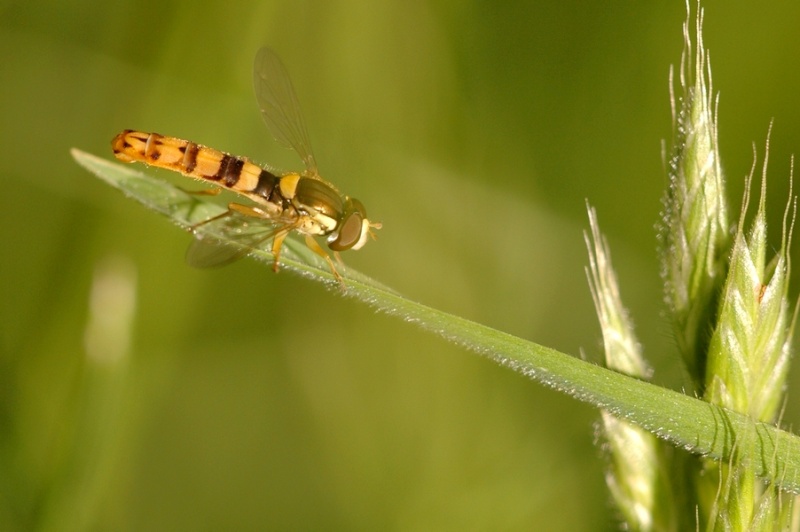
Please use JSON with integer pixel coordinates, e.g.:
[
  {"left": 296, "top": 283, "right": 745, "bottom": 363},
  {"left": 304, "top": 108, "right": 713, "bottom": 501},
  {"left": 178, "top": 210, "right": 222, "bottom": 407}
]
[
  {"left": 253, "top": 47, "right": 318, "bottom": 175},
  {"left": 186, "top": 216, "right": 278, "bottom": 268},
  {"left": 186, "top": 236, "right": 253, "bottom": 268}
]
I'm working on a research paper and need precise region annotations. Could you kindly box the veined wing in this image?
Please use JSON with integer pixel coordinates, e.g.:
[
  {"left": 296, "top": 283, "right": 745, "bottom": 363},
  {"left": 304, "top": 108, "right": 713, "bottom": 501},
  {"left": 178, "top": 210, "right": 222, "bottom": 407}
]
[
  {"left": 253, "top": 47, "right": 318, "bottom": 176},
  {"left": 186, "top": 215, "right": 279, "bottom": 268}
]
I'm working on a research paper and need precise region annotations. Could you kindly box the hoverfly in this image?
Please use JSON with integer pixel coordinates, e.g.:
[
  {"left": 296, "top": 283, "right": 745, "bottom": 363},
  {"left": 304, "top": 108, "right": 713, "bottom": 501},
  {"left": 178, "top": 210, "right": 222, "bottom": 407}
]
[{"left": 112, "top": 47, "right": 380, "bottom": 283}]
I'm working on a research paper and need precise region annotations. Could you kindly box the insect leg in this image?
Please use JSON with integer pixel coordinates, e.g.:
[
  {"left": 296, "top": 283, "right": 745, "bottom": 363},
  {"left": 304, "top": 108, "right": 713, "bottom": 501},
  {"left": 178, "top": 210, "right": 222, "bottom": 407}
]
[
  {"left": 304, "top": 234, "right": 343, "bottom": 284},
  {"left": 191, "top": 201, "right": 274, "bottom": 233},
  {"left": 270, "top": 227, "right": 294, "bottom": 272},
  {"left": 180, "top": 187, "right": 221, "bottom": 196},
  {"left": 190, "top": 209, "right": 232, "bottom": 232},
  {"left": 227, "top": 202, "right": 279, "bottom": 219}
]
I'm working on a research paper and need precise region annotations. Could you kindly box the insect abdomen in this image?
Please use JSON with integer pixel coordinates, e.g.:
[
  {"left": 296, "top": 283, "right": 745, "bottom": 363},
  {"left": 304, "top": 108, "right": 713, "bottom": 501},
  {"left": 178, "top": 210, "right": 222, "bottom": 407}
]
[{"left": 112, "top": 130, "right": 279, "bottom": 202}]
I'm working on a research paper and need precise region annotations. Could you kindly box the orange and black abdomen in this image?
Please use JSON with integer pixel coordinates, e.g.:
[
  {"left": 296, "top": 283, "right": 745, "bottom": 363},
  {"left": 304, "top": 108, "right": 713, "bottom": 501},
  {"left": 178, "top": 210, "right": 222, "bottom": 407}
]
[{"left": 111, "top": 130, "right": 280, "bottom": 204}]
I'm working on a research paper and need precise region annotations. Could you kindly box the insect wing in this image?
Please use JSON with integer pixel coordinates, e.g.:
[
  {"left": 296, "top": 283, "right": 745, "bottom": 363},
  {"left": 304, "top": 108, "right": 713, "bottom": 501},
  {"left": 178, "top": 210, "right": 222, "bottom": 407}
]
[
  {"left": 253, "top": 47, "right": 318, "bottom": 175},
  {"left": 185, "top": 216, "right": 278, "bottom": 268},
  {"left": 186, "top": 235, "right": 251, "bottom": 268}
]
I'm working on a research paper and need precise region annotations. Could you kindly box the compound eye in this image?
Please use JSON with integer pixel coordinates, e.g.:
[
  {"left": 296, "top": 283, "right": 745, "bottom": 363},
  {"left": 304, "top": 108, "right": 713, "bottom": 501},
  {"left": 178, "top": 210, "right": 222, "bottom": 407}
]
[{"left": 329, "top": 210, "right": 364, "bottom": 251}]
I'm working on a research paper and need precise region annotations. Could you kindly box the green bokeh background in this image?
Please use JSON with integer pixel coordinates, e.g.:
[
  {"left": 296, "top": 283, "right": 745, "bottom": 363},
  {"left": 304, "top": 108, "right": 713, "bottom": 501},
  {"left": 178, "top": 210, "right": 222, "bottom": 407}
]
[{"left": 2, "top": 1, "right": 800, "bottom": 530}]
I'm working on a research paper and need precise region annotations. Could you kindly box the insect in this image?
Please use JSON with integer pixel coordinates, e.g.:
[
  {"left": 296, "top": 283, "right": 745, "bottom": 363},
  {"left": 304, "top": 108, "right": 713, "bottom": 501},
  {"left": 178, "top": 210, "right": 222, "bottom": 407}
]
[{"left": 111, "top": 47, "right": 380, "bottom": 283}]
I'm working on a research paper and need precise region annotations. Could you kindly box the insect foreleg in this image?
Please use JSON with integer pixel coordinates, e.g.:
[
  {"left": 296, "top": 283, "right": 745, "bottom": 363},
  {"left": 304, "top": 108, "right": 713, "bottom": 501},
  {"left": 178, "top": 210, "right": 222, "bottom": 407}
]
[{"left": 304, "top": 234, "right": 343, "bottom": 284}]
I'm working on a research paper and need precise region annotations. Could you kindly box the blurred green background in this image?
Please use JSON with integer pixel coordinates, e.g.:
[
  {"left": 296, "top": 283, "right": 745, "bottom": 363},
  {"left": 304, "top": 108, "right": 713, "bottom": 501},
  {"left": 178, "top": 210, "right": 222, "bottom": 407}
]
[{"left": 2, "top": 1, "right": 800, "bottom": 529}]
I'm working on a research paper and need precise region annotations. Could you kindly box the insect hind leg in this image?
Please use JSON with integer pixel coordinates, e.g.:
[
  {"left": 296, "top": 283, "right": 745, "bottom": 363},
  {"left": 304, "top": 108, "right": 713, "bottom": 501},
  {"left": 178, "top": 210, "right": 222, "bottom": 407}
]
[
  {"left": 189, "top": 208, "right": 232, "bottom": 233},
  {"left": 180, "top": 186, "right": 221, "bottom": 196},
  {"left": 190, "top": 202, "right": 273, "bottom": 233}
]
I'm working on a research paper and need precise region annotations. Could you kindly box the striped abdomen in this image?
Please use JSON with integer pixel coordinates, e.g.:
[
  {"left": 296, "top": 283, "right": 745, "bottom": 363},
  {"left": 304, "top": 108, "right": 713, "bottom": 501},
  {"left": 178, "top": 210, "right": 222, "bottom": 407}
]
[{"left": 111, "top": 130, "right": 280, "bottom": 205}]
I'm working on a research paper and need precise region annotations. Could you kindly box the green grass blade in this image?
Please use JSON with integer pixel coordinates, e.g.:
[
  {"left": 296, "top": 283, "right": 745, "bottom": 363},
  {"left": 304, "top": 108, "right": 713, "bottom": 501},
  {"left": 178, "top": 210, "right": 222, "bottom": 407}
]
[{"left": 73, "top": 147, "right": 800, "bottom": 494}]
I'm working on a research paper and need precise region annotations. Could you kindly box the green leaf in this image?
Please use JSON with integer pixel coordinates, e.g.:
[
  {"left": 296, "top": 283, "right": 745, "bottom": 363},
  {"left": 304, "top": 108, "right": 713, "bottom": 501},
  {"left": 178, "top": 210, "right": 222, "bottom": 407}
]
[{"left": 73, "top": 148, "right": 800, "bottom": 494}]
